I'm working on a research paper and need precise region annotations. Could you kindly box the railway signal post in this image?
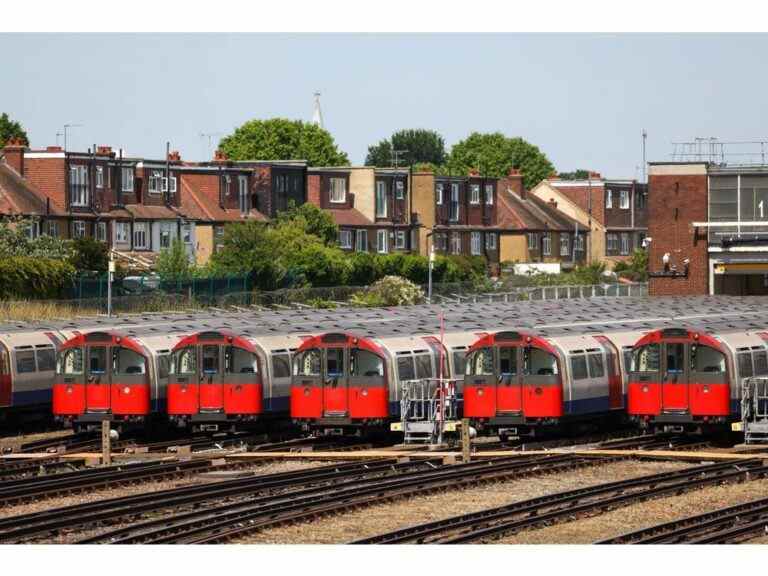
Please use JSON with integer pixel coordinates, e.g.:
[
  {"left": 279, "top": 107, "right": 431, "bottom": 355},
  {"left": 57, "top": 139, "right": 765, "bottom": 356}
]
[{"left": 101, "top": 419, "right": 112, "bottom": 466}]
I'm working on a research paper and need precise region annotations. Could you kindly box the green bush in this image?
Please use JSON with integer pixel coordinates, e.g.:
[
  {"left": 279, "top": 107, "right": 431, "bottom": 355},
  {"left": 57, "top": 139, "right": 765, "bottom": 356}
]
[
  {"left": 350, "top": 275, "right": 425, "bottom": 307},
  {"left": 0, "top": 257, "right": 76, "bottom": 299}
]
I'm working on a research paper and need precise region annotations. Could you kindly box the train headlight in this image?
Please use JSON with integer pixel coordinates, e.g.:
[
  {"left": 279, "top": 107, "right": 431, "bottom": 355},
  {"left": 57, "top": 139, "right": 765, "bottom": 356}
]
[
  {"left": 66, "top": 386, "right": 73, "bottom": 395},
  {"left": 123, "top": 387, "right": 130, "bottom": 395},
  {"left": 642, "top": 385, "right": 649, "bottom": 393},
  {"left": 703, "top": 386, "right": 710, "bottom": 394},
  {"left": 477, "top": 388, "right": 484, "bottom": 396},
  {"left": 361, "top": 388, "right": 368, "bottom": 397},
  {"left": 303, "top": 387, "right": 311, "bottom": 396},
  {"left": 535, "top": 387, "right": 543, "bottom": 396}
]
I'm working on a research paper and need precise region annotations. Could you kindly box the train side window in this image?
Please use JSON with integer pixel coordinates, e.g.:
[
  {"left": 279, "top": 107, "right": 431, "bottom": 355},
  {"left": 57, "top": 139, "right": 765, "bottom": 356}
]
[
  {"left": 113, "top": 347, "right": 146, "bottom": 375},
  {"left": 272, "top": 353, "right": 291, "bottom": 378},
  {"left": 88, "top": 347, "right": 107, "bottom": 375},
  {"left": 350, "top": 349, "right": 384, "bottom": 377},
  {"left": 570, "top": 354, "right": 588, "bottom": 380},
  {"left": 632, "top": 344, "right": 659, "bottom": 372},
  {"left": 15, "top": 349, "right": 36, "bottom": 374},
  {"left": 293, "top": 350, "right": 320, "bottom": 377},
  {"left": 738, "top": 351, "right": 754, "bottom": 378},
  {"left": 527, "top": 348, "right": 558, "bottom": 376},
  {"left": 452, "top": 350, "right": 467, "bottom": 377},
  {"left": 467, "top": 348, "right": 494, "bottom": 376},
  {"left": 587, "top": 354, "right": 604, "bottom": 379},
  {"left": 499, "top": 347, "right": 517, "bottom": 376},
  {"left": 202, "top": 345, "right": 219, "bottom": 375},
  {"left": 35, "top": 347, "right": 56, "bottom": 372},
  {"left": 174, "top": 347, "right": 197, "bottom": 375},
  {"left": 397, "top": 356, "right": 416, "bottom": 381},
  {"left": 326, "top": 349, "right": 344, "bottom": 377},
  {"left": 665, "top": 343, "right": 685, "bottom": 374},
  {"left": 754, "top": 350, "right": 768, "bottom": 376},
  {"left": 691, "top": 345, "right": 726, "bottom": 374},
  {"left": 58, "top": 348, "right": 83, "bottom": 375},
  {"left": 415, "top": 354, "right": 433, "bottom": 379},
  {"left": 226, "top": 347, "right": 258, "bottom": 374}
]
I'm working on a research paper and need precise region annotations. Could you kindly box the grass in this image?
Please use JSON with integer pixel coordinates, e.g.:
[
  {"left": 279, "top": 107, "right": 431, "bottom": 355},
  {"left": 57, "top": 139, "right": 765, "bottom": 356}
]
[{"left": 0, "top": 300, "right": 104, "bottom": 322}]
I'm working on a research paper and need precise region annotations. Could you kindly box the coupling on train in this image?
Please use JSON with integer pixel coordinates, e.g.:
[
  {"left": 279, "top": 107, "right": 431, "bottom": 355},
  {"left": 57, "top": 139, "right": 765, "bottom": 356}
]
[{"left": 1, "top": 297, "right": 767, "bottom": 437}]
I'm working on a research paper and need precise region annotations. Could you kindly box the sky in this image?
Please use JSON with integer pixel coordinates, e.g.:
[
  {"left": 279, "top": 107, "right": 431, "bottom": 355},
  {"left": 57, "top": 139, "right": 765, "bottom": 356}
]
[{"left": 2, "top": 33, "right": 768, "bottom": 178}]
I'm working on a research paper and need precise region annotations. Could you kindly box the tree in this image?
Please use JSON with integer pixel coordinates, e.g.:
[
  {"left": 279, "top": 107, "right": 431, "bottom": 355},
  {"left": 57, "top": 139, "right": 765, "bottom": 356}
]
[
  {"left": 0, "top": 218, "right": 71, "bottom": 260},
  {"left": 0, "top": 113, "right": 29, "bottom": 149},
  {"left": 218, "top": 118, "right": 349, "bottom": 166},
  {"left": 276, "top": 202, "right": 338, "bottom": 245},
  {"left": 447, "top": 132, "right": 555, "bottom": 190},
  {"left": 156, "top": 238, "right": 194, "bottom": 281},
  {"left": 558, "top": 169, "right": 591, "bottom": 180},
  {"left": 365, "top": 129, "right": 447, "bottom": 167},
  {"left": 69, "top": 237, "right": 108, "bottom": 273}
]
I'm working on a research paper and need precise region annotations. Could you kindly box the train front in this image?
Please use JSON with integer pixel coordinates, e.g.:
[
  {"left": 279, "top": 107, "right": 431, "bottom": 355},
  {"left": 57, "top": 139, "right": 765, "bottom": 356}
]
[
  {"left": 291, "top": 332, "right": 388, "bottom": 433},
  {"left": 627, "top": 328, "right": 731, "bottom": 431},
  {"left": 167, "top": 330, "right": 262, "bottom": 432},
  {"left": 53, "top": 331, "right": 151, "bottom": 430},
  {"left": 463, "top": 331, "right": 562, "bottom": 438}
]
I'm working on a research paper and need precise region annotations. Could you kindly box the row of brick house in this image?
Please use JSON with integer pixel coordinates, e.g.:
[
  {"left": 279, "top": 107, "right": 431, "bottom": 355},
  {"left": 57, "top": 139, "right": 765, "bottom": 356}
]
[{"left": 0, "top": 137, "right": 648, "bottom": 275}]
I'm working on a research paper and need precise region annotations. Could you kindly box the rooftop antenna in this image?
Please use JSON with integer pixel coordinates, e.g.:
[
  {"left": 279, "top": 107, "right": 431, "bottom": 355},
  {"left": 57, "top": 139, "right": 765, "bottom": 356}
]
[
  {"left": 391, "top": 149, "right": 408, "bottom": 168},
  {"left": 199, "top": 132, "right": 223, "bottom": 160},
  {"left": 55, "top": 131, "right": 64, "bottom": 147},
  {"left": 641, "top": 129, "right": 647, "bottom": 183},
  {"left": 312, "top": 91, "right": 324, "bottom": 129},
  {"left": 63, "top": 123, "right": 83, "bottom": 152}
]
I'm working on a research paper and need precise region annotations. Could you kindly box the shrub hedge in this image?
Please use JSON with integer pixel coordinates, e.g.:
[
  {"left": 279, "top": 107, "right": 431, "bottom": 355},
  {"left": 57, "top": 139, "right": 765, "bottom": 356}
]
[{"left": 0, "top": 257, "right": 77, "bottom": 299}]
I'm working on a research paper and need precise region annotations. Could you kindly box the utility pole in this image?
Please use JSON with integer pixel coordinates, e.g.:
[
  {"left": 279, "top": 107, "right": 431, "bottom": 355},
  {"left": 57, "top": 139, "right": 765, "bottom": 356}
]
[
  {"left": 107, "top": 251, "right": 115, "bottom": 318},
  {"left": 642, "top": 129, "right": 647, "bottom": 183},
  {"left": 427, "top": 234, "right": 435, "bottom": 304},
  {"left": 63, "top": 123, "right": 83, "bottom": 152},
  {"left": 391, "top": 149, "right": 408, "bottom": 168},
  {"left": 199, "top": 132, "right": 223, "bottom": 160}
]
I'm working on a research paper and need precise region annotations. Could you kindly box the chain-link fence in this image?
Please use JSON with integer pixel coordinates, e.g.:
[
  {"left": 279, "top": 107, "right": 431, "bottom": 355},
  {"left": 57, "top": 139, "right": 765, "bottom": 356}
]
[{"left": 64, "top": 274, "right": 251, "bottom": 301}]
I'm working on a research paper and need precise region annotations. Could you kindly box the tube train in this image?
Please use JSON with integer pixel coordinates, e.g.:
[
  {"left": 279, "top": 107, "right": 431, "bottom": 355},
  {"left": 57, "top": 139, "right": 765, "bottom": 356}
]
[{"left": 0, "top": 296, "right": 766, "bottom": 436}]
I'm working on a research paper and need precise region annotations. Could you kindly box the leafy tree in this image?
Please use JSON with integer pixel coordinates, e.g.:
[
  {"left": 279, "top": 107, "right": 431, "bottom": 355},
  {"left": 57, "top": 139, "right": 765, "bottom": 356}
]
[
  {"left": 276, "top": 202, "right": 338, "bottom": 245},
  {"left": 365, "top": 129, "right": 447, "bottom": 167},
  {"left": 218, "top": 118, "right": 349, "bottom": 166},
  {"left": 69, "top": 237, "right": 108, "bottom": 273},
  {"left": 0, "top": 113, "right": 29, "bottom": 149},
  {"left": 613, "top": 249, "right": 648, "bottom": 282},
  {"left": 0, "top": 218, "right": 71, "bottom": 260},
  {"left": 156, "top": 238, "right": 194, "bottom": 281},
  {"left": 0, "top": 257, "right": 76, "bottom": 299},
  {"left": 447, "top": 132, "right": 555, "bottom": 190},
  {"left": 558, "top": 169, "right": 591, "bottom": 180}
]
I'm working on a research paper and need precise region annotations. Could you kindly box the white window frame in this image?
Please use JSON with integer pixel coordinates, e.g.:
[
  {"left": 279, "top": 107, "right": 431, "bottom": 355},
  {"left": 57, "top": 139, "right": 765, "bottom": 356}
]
[
  {"left": 542, "top": 233, "right": 552, "bottom": 256},
  {"left": 181, "top": 223, "right": 193, "bottom": 244},
  {"left": 376, "top": 229, "right": 388, "bottom": 254},
  {"left": 133, "top": 222, "right": 148, "bottom": 250},
  {"left": 69, "top": 165, "right": 89, "bottom": 207},
  {"left": 435, "top": 183, "right": 444, "bottom": 205},
  {"left": 485, "top": 232, "right": 497, "bottom": 250},
  {"left": 434, "top": 233, "right": 447, "bottom": 252},
  {"left": 485, "top": 183, "right": 494, "bottom": 205},
  {"left": 72, "top": 220, "right": 86, "bottom": 239},
  {"left": 394, "top": 230, "right": 406, "bottom": 250},
  {"left": 607, "top": 233, "right": 619, "bottom": 253},
  {"left": 47, "top": 220, "right": 59, "bottom": 238},
  {"left": 470, "top": 231, "right": 482, "bottom": 255},
  {"left": 619, "top": 190, "right": 630, "bottom": 209},
  {"left": 329, "top": 177, "right": 346, "bottom": 203},
  {"left": 121, "top": 167, "right": 134, "bottom": 192},
  {"left": 238, "top": 175, "right": 249, "bottom": 214},
  {"left": 355, "top": 229, "right": 367, "bottom": 252},
  {"left": 159, "top": 222, "right": 174, "bottom": 250},
  {"left": 528, "top": 232, "right": 538, "bottom": 250},
  {"left": 469, "top": 184, "right": 480, "bottom": 205},
  {"left": 451, "top": 233, "right": 461, "bottom": 255},
  {"left": 96, "top": 221, "right": 107, "bottom": 243},
  {"left": 26, "top": 220, "right": 40, "bottom": 240},
  {"left": 450, "top": 183, "right": 460, "bottom": 221},
  {"left": 605, "top": 189, "right": 613, "bottom": 209},
  {"left": 560, "top": 233, "right": 570, "bottom": 256},
  {"left": 375, "top": 180, "right": 387, "bottom": 218},
  {"left": 115, "top": 222, "right": 129, "bottom": 244},
  {"left": 620, "top": 232, "right": 630, "bottom": 255},
  {"left": 96, "top": 166, "right": 104, "bottom": 189},
  {"left": 395, "top": 180, "right": 405, "bottom": 200},
  {"left": 338, "top": 229, "right": 353, "bottom": 249},
  {"left": 576, "top": 234, "right": 585, "bottom": 252}
]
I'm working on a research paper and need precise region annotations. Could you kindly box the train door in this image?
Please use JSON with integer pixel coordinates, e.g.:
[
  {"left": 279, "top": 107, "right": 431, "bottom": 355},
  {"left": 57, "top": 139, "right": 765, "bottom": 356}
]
[
  {"left": 595, "top": 337, "right": 623, "bottom": 409},
  {"left": 224, "top": 345, "right": 260, "bottom": 414},
  {"left": 522, "top": 345, "right": 560, "bottom": 416},
  {"left": 168, "top": 345, "right": 197, "bottom": 413},
  {"left": 199, "top": 344, "right": 224, "bottom": 412},
  {"left": 85, "top": 344, "right": 110, "bottom": 412},
  {"left": 661, "top": 342, "right": 689, "bottom": 412},
  {"left": 323, "top": 347, "right": 348, "bottom": 416},
  {"left": 111, "top": 346, "right": 149, "bottom": 412},
  {"left": 0, "top": 344, "right": 10, "bottom": 407},
  {"left": 496, "top": 346, "right": 522, "bottom": 413}
]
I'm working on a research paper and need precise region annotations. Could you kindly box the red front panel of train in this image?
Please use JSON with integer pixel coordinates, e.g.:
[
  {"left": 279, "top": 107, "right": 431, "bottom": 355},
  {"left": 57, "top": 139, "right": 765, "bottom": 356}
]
[
  {"left": 291, "top": 385, "right": 323, "bottom": 419},
  {"left": 464, "top": 385, "right": 497, "bottom": 418},
  {"left": 523, "top": 385, "right": 563, "bottom": 418},
  {"left": 222, "top": 383, "right": 262, "bottom": 415},
  {"left": 199, "top": 384, "right": 224, "bottom": 412},
  {"left": 86, "top": 381, "right": 110, "bottom": 411},
  {"left": 53, "top": 382, "right": 86, "bottom": 415},
  {"left": 110, "top": 384, "right": 150, "bottom": 415},
  {"left": 662, "top": 382, "right": 688, "bottom": 412},
  {"left": 323, "top": 385, "right": 348, "bottom": 415},
  {"left": 348, "top": 386, "right": 388, "bottom": 419},
  {"left": 627, "top": 381, "right": 662, "bottom": 415},
  {"left": 167, "top": 383, "right": 199, "bottom": 415},
  {"left": 496, "top": 384, "right": 522, "bottom": 414},
  {"left": 628, "top": 382, "right": 730, "bottom": 417},
  {"left": 0, "top": 374, "right": 11, "bottom": 407},
  {"left": 688, "top": 383, "right": 730, "bottom": 416}
]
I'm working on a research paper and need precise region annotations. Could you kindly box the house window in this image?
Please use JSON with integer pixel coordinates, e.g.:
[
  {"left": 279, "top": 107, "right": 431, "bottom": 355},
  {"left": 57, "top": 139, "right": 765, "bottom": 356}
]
[
  {"left": 395, "top": 180, "right": 405, "bottom": 200},
  {"left": 221, "top": 175, "right": 231, "bottom": 199},
  {"left": 149, "top": 170, "right": 163, "bottom": 194},
  {"left": 375, "top": 181, "right": 387, "bottom": 218},
  {"left": 355, "top": 229, "right": 367, "bottom": 252},
  {"left": 121, "top": 167, "right": 134, "bottom": 192},
  {"left": 338, "top": 229, "right": 353, "bottom": 249},
  {"left": 377, "top": 229, "right": 388, "bottom": 253},
  {"left": 214, "top": 226, "right": 225, "bottom": 251},
  {"left": 96, "top": 166, "right": 104, "bottom": 189},
  {"left": 159, "top": 222, "right": 174, "bottom": 249},
  {"left": 469, "top": 184, "right": 480, "bottom": 205},
  {"left": 620, "top": 232, "right": 631, "bottom": 255},
  {"left": 636, "top": 232, "right": 646, "bottom": 249},
  {"left": 133, "top": 222, "right": 148, "bottom": 249},
  {"left": 619, "top": 190, "right": 630, "bottom": 209},
  {"left": 528, "top": 232, "right": 538, "bottom": 250},
  {"left": 542, "top": 233, "right": 552, "bottom": 256},
  {"left": 560, "top": 234, "right": 570, "bottom": 256},
  {"left": 485, "top": 232, "right": 497, "bottom": 250},
  {"left": 394, "top": 230, "right": 406, "bottom": 250},
  {"left": 181, "top": 223, "right": 193, "bottom": 244},
  {"left": 575, "top": 234, "right": 585, "bottom": 252},
  {"left": 471, "top": 232, "right": 482, "bottom": 255},
  {"left": 329, "top": 177, "right": 346, "bottom": 203},
  {"left": 435, "top": 183, "right": 444, "bottom": 205},
  {"left": 238, "top": 175, "right": 249, "bottom": 214},
  {"left": 115, "top": 222, "right": 129, "bottom": 244},
  {"left": 451, "top": 233, "right": 462, "bottom": 255},
  {"left": 450, "top": 183, "right": 460, "bottom": 221},
  {"left": 25, "top": 220, "right": 40, "bottom": 240},
  {"left": 485, "top": 183, "right": 494, "bottom": 205},
  {"left": 605, "top": 189, "right": 612, "bottom": 209},
  {"left": 69, "top": 165, "right": 89, "bottom": 207},
  {"left": 96, "top": 222, "right": 107, "bottom": 243},
  {"left": 72, "top": 220, "right": 86, "bottom": 238},
  {"left": 636, "top": 190, "right": 647, "bottom": 210},
  {"left": 606, "top": 233, "right": 619, "bottom": 254},
  {"left": 47, "top": 221, "right": 59, "bottom": 238},
  {"left": 168, "top": 175, "right": 177, "bottom": 195}
]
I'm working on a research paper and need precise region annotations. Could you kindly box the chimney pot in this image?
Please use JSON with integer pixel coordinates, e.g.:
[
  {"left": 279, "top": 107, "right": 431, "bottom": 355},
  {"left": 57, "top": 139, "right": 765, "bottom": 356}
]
[
  {"left": 46, "top": 146, "right": 63, "bottom": 152},
  {"left": 213, "top": 149, "right": 228, "bottom": 162},
  {"left": 508, "top": 168, "right": 522, "bottom": 177},
  {"left": 589, "top": 171, "right": 602, "bottom": 179},
  {"left": 4, "top": 137, "right": 26, "bottom": 149},
  {"left": 168, "top": 150, "right": 181, "bottom": 162},
  {"left": 96, "top": 146, "right": 113, "bottom": 156}
]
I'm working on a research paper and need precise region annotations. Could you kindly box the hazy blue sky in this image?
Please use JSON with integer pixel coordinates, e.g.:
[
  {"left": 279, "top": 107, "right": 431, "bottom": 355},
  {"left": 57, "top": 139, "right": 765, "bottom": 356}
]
[{"left": 2, "top": 33, "right": 767, "bottom": 178}]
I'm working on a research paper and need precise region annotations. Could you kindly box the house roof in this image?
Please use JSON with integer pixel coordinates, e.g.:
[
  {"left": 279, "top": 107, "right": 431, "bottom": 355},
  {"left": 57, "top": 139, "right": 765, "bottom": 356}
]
[
  {"left": 326, "top": 208, "right": 373, "bottom": 227},
  {"left": 497, "top": 188, "right": 581, "bottom": 232},
  {"left": 0, "top": 161, "right": 66, "bottom": 216},
  {"left": 179, "top": 178, "right": 268, "bottom": 223}
]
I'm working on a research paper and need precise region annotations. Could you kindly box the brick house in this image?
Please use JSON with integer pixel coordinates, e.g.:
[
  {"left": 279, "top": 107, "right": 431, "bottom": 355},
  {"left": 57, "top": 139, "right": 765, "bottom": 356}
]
[{"left": 236, "top": 160, "right": 307, "bottom": 218}]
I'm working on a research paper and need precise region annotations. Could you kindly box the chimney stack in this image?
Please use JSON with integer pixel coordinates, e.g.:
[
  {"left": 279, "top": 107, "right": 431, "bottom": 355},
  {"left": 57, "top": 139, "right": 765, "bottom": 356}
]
[
  {"left": 588, "top": 171, "right": 602, "bottom": 180},
  {"left": 213, "top": 149, "right": 228, "bottom": 163},
  {"left": 506, "top": 167, "right": 525, "bottom": 199},
  {"left": 468, "top": 168, "right": 480, "bottom": 177},
  {"left": 2, "top": 137, "right": 27, "bottom": 175},
  {"left": 547, "top": 172, "right": 559, "bottom": 181},
  {"left": 96, "top": 146, "right": 114, "bottom": 157},
  {"left": 168, "top": 150, "right": 181, "bottom": 162}
]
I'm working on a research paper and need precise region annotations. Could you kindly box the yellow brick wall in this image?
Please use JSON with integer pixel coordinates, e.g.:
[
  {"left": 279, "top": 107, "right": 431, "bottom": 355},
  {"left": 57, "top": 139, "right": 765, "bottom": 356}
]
[
  {"left": 195, "top": 224, "right": 214, "bottom": 266},
  {"left": 411, "top": 172, "right": 436, "bottom": 257}
]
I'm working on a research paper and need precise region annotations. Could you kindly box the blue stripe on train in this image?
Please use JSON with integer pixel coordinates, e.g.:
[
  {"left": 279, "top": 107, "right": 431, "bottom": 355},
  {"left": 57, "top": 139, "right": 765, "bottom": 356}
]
[{"left": 11, "top": 389, "right": 52, "bottom": 407}]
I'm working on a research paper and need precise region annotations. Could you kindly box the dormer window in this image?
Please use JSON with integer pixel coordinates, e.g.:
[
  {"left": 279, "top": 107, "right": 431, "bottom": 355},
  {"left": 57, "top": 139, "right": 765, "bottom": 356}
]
[{"left": 329, "top": 177, "right": 346, "bottom": 203}]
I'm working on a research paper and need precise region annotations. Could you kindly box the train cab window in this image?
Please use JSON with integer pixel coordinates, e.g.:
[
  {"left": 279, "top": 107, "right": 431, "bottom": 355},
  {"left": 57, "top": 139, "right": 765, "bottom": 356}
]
[
  {"left": 623, "top": 348, "right": 633, "bottom": 373},
  {"left": 526, "top": 348, "right": 558, "bottom": 376},
  {"left": 632, "top": 344, "right": 659, "bottom": 372},
  {"left": 587, "top": 352, "right": 604, "bottom": 378},
  {"left": 691, "top": 345, "right": 726, "bottom": 374},
  {"left": 113, "top": 347, "right": 147, "bottom": 375},
  {"left": 272, "top": 353, "right": 291, "bottom": 378},
  {"left": 350, "top": 349, "right": 384, "bottom": 377},
  {"left": 570, "top": 353, "right": 588, "bottom": 380},
  {"left": 666, "top": 343, "right": 685, "bottom": 374},
  {"left": 452, "top": 349, "right": 467, "bottom": 377},
  {"left": 88, "top": 347, "right": 107, "bottom": 375},
  {"left": 293, "top": 350, "right": 320, "bottom": 377},
  {"left": 467, "top": 348, "right": 494, "bottom": 376},
  {"left": 737, "top": 351, "right": 754, "bottom": 378},
  {"left": 415, "top": 354, "right": 433, "bottom": 380},
  {"left": 397, "top": 356, "right": 416, "bottom": 381},
  {"left": 226, "top": 347, "right": 258, "bottom": 374},
  {"left": 15, "top": 349, "right": 36, "bottom": 374},
  {"left": 499, "top": 347, "right": 517, "bottom": 376},
  {"left": 326, "top": 349, "right": 345, "bottom": 377},
  {"left": 202, "top": 345, "right": 219, "bottom": 375},
  {"left": 754, "top": 350, "right": 768, "bottom": 376},
  {"left": 57, "top": 348, "right": 83, "bottom": 375},
  {"left": 157, "top": 353, "right": 170, "bottom": 379},
  {"left": 174, "top": 347, "right": 197, "bottom": 375},
  {"left": 0, "top": 348, "right": 8, "bottom": 375},
  {"left": 35, "top": 347, "right": 56, "bottom": 372}
]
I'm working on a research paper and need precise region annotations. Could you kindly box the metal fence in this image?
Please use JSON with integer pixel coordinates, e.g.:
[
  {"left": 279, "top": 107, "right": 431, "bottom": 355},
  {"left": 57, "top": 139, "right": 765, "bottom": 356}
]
[{"left": 65, "top": 274, "right": 251, "bottom": 301}]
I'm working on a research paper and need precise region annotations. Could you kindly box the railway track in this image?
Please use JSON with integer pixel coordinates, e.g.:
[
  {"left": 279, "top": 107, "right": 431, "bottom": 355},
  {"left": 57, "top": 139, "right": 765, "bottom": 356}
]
[
  {"left": 79, "top": 453, "right": 611, "bottom": 544},
  {"left": 353, "top": 459, "right": 768, "bottom": 544},
  {"left": 597, "top": 495, "right": 768, "bottom": 544}
]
